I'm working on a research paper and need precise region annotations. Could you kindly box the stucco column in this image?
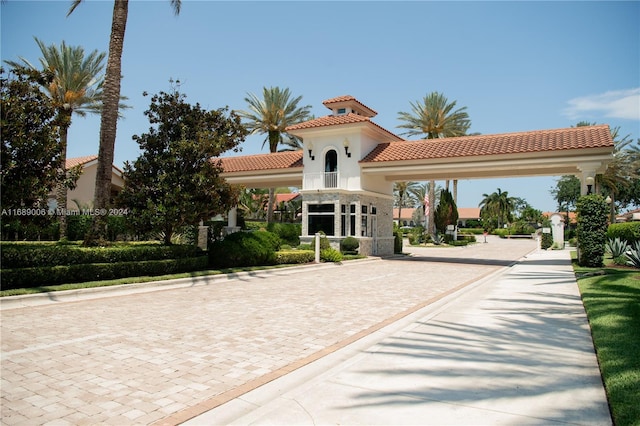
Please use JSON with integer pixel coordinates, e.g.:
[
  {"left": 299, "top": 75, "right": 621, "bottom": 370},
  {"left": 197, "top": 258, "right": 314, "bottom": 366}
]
[
  {"left": 578, "top": 163, "right": 602, "bottom": 196},
  {"left": 228, "top": 207, "right": 237, "bottom": 227}
]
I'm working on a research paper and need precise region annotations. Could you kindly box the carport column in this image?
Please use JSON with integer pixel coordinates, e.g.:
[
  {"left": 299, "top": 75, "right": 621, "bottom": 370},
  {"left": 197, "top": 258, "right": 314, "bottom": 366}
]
[
  {"left": 224, "top": 206, "right": 240, "bottom": 235},
  {"left": 578, "top": 163, "right": 601, "bottom": 196}
]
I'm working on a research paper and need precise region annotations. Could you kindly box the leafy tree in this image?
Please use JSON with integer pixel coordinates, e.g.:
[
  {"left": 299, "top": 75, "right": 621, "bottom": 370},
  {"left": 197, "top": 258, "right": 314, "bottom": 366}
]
[
  {"left": 407, "top": 181, "right": 442, "bottom": 228},
  {"left": 1, "top": 67, "right": 82, "bottom": 235},
  {"left": 550, "top": 175, "right": 580, "bottom": 216},
  {"left": 434, "top": 189, "right": 458, "bottom": 235},
  {"left": 5, "top": 38, "right": 107, "bottom": 239},
  {"left": 117, "top": 87, "right": 246, "bottom": 245},
  {"left": 479, "top": 188, "right": 515, "bottom": 230},
  {"left": 68, "top": 0, "right": 182, "bottom": 245},
  {"left": 237, "top": 86, "right": 311, "bottom": 223},
  {"left": 397, "top": 92, "right": 471, "bottom": 235}
]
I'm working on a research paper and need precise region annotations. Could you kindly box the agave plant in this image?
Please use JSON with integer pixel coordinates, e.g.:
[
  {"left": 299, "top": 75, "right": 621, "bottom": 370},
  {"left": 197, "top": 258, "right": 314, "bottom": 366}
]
[
  {"left": 606, "top": 237, "right": 630, "bottom": 258},
  {"left": 624, "top": 241, "right": 640, "bottom": 268}
]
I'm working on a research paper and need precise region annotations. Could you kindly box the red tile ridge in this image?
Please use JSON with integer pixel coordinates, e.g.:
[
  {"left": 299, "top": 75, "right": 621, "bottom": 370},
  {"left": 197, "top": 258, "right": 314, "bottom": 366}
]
[
  {"left": 322, "top": 95, "right": 378, "bottom": 116},
  {"left": 65, "top": 155, "right": 98, "bottom": 169},
  {"left": 220, "top": 150, "right": 303, "bottom": 173}
]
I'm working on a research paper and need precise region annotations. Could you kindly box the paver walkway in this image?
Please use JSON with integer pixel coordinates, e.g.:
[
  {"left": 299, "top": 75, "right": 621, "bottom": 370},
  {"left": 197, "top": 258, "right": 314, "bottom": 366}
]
[{"left": 2, "top": 237, "right": 552, "bottom": 425}]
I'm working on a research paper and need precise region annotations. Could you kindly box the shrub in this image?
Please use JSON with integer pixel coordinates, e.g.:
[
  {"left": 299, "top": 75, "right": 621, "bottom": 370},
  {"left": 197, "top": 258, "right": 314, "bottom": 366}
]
[
  {"left": 541, "top": 233, "right": 553, "bottom": 250},
  {"left": 576, "top": 195, "right": 608, "bottom": 267},
  {"left": 1, "top": 256, "right": 208, "bottom": 290},
  {"left": 606, "top": 237, "right": 629, "bottom": 258},
  {"left": 298, "top": 243, "right": 314, "bottom": 251},
  {"left": 340, "top": 236, "right": 359, "bottom": 254},
  {"left": 0, "top": 242, "right": 201, "bottom": 269},
  {"left": 607, "top": 222, "right": 640, "bottom": 245},
  {"left": 267, "top": 222, "right": 301, "bottom": 246},
  {"left": 320, "top": 248, "right": 343, "bottom": 262},
  {"left": 625, "top": 241, "right": 640, "bottom": 268},
  {"left": 394, "top": 231, "right": 403, "bottom": 254},
  {"left": 275, "top": 250, "right": 314, "bottom": 265},
  {"left": 208, "top": 230, "right": 280, "bottom": 269}
]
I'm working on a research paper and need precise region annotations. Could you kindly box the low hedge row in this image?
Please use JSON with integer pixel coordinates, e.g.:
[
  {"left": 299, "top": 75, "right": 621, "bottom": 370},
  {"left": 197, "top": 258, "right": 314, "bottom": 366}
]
[
  {"left": 607, "top": 222, "right": 640, "bottom": 244},
  {"left": 1, "top": 243, "right": 202, "bottom": 268},
  {"left": 209, "top": 230, "right": 281, "bottom": 269},
  {"left": 275, "top": 250, "right": 315, "bottom": 264},
  {"left": 1, "top": 256, "right": 208, "bottom": 290}
]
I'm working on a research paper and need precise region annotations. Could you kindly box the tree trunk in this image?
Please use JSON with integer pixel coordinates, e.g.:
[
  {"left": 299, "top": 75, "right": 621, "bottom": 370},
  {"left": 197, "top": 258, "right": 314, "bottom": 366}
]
[
  {"left": 267, "top": 187, "right": 275, "bottom": 224},
  {"left": 428, "top": 180, "right": 435, "bottom": 236},
  {"left": 85, "top": 0, "right": 128, "bottom": 245},
  {"left": 56, "top": 114, "right": 71, "bottom": 240}
]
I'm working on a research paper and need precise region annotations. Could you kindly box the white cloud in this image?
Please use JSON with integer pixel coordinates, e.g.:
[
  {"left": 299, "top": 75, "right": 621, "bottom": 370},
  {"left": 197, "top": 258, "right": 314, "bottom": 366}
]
[{"left": 563, "top": 88, "right": 640, "bottom": 121}]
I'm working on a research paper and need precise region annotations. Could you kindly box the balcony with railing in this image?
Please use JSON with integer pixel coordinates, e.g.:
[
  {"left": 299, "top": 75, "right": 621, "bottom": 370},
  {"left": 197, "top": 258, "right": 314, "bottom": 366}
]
[{"left": 303, "top": 172, "right": 340, "bottom": 190}]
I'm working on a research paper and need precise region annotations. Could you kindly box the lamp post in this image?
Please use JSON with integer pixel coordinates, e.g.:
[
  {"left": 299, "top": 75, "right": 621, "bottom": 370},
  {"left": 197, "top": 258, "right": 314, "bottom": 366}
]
[{"left": 586, "top": 176, "right": 594, "bottom": 195}]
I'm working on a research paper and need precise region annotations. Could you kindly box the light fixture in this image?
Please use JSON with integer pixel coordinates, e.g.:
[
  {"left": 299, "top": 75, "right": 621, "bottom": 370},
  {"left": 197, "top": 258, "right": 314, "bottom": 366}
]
[
  {"left": 586, "top": 176, "right": 594, "bottom": 195},
  {"left": 308, "top": 142, "right": 315, "bottom": 161},
  {"left": 343, "top": 138, "right": 351, "bottom": 158},
  {"left": 605, "top": 195, "right": 612, "bottom": 204}
]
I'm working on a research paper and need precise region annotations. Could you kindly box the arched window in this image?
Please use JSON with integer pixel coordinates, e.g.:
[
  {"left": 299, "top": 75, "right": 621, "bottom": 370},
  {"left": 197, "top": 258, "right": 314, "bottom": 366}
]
[{"left": 324, "top": 149, "right": 338, "bottom": 188}]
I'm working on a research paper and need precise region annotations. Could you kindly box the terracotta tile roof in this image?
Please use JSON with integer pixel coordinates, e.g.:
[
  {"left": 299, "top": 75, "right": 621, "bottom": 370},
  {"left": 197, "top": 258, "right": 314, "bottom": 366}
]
[
  {"left": 275, "top": 193, "right": 301, "bottom": 203},
  {"left": 220, "top": 150, "right": 303, "bottom": 173},
  {"left": 65, "top": 155, "right": 97, "bottom": 169},
  {"left": 458, "top": 207, "right": 481, "bottom": 218},
  {"left": 322, "top": 95, "right": 377, "bottom": 116},
  {"left": 286, "top": 113, "right": 401, "bottom": 141},
  {"left": 361, "top": 125, "right": 614, "bottom": 163}
]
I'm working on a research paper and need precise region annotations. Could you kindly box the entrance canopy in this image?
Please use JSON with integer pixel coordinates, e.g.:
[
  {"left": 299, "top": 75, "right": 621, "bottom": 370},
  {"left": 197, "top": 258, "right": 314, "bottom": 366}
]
[{"left": 220, "top": 124, "right": 614, "bottom": 187}]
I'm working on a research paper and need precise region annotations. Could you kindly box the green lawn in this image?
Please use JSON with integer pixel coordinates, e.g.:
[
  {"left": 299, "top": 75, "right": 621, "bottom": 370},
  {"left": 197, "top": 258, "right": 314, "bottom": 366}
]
[{"left": 575, "top": 260, "right": 640, "bottom": 426}]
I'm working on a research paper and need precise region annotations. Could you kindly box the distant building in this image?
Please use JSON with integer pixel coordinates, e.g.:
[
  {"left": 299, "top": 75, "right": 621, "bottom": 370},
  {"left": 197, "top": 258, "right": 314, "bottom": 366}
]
[{"left": 49, "top": 155, "right": 124, "bottom": 210}]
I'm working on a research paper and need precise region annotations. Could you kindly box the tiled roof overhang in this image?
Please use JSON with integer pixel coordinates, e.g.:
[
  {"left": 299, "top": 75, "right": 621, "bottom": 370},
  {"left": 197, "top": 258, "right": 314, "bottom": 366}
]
[
  {"left": 360, "top": 125, "right": 614, "bottom": 181},
  {"left": 219, "top": 150, "right": 303, "bottom": 188},
  {"left": 286, "top": 113, "right": 403, "bottom": 142}
]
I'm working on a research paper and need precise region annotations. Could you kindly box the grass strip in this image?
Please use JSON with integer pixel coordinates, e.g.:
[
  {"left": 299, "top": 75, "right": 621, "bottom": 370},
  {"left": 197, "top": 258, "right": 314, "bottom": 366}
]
[{"left": 575, "top": 261, "right": 640, "bottom": 426}]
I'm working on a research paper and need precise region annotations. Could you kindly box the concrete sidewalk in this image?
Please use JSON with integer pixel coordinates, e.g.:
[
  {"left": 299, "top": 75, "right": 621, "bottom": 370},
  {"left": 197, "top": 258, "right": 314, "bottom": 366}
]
[{"left": 185, "top": 248, "right": 611, "bottom": 426}]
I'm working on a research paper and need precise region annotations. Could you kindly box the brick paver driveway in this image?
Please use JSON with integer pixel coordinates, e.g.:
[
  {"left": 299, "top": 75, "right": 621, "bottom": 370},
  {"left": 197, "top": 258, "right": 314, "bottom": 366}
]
[{"left": 1, "top": 237, "right": 537, "bottom": 425}]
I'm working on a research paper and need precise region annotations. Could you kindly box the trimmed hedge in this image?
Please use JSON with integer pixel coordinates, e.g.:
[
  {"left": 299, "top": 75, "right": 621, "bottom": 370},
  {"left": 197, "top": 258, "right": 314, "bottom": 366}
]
[
  {"left": 1, "top": 243, "right": 202, "bottom": 269},
  {"left": 607, "top": 222, "right": 640, "bottom": 245},
  {"left": 209, "top": 230, "right": 281, "bottom": 269},
  {"left": 275, "top": 250, "right": 315, "bottom": 264},
  {"left": 1, "top": 256, "right": 208, "bottom": 290},
  {"left": 577, "top": 195, "right": 608, "bottom": 267}
]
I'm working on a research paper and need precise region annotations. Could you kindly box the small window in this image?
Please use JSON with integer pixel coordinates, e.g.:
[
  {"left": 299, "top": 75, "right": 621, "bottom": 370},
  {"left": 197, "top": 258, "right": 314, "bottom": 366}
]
[{"left": 337, "top": 108, "right": 346, "bottom": 115}]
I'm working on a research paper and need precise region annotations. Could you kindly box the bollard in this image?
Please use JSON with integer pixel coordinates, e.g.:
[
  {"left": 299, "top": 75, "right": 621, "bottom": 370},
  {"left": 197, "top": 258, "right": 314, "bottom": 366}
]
[{"left": 315, "top": 233, "right": 321, "bottom": 263}]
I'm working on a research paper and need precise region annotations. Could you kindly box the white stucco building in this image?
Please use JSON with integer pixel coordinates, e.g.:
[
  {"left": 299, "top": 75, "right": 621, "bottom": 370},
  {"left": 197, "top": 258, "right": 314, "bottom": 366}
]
[{"left": 221, "top": 95, "right": 614, "bottom": 256}]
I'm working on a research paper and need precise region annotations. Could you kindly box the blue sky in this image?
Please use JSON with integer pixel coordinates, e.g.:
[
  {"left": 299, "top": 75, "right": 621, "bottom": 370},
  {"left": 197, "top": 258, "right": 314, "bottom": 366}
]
[{"left": 2, "top": 0, "right": 639, "bottom": 213}]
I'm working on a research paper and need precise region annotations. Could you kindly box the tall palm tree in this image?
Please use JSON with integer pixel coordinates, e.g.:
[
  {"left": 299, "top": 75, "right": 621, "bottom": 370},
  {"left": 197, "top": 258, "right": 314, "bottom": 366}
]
[
  {"left": 5, "top": 38, "right": 106, "bottom": 239},
  {"left": 479, "top": 188, "right": 515, "bottom": 229},
  {"left": 397, "top": 92, "right": 471, "bottom": 235},
  {"left": 237, "top": 86, "right": 311, "bottom": 223},
  {"left": 393, "top": 181, "right": 419, "bottom": 226},
  {"left": 68, "top": 0, "right": 181, "bottom": 245}
]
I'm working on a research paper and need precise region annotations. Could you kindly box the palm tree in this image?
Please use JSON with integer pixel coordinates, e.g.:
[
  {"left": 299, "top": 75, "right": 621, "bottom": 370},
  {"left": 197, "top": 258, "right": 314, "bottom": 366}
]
[
  {"left": 408, "top": 181, "right": 442, "bottom": 229},
  {"left": 5, "top": 38, "right": 106, "bottom": 239},
  {"left": 479, "top": 188, "right": 515, "bottom": 230},
  {"left": 68, "top": 0, "right": 182, "bottom": 245},
  {"left": 393, "top": 181, "right": 419, "bottom": 226},
  {"left": 237, "top": 86, "right": 311, "bottom": 223},
  {"left": 397, "top": 92, "right": 471, "bottom": 235}
]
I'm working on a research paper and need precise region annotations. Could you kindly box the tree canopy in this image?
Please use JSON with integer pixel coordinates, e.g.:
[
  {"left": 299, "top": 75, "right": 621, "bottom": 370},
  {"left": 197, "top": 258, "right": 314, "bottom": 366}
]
[
  {"left": 117, "top": 87, "right": 247, "bottom": 244},
  {"left": 1, "top": 67, "right": 80, "bottom": 211}
]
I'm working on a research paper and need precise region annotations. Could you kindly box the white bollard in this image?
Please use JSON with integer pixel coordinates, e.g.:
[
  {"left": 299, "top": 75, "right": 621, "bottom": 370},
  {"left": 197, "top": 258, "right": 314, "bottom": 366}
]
[{"left": 315, "top": 233, "right": 321, "bottom": 263}]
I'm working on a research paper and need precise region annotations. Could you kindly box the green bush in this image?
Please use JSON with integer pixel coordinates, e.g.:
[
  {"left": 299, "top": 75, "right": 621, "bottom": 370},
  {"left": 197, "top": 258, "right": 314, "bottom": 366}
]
[
  {"left": 320, "top": 248, "right": 343, "bottom": 262},
  {"left": 267, "top": 222, "right": 301, "bottom": 246},
  {"left": 541, "top": 232, "right": 553, "bottom": 250},
  {"left": 577, "top": 195, "right": 608, "bottom": 267},
  {"left": 607, "top": 222, "right": 640, "bottom": 245},
  {"left": 1, "top": 256, "right": 208, "bottom": 290},
  {"left": 457, "top": 234, "right": 477, "bottom": 243},
  {"left": 275, "top": 250, "right": 315, "bottom": 264},
  {"left": 208, "top": 230, "right": 280, "bottom": 269},
  {"left": 298, "top": 243, "right": 314, "bottom": 251},
  {"left": 394, "top": 231, "right": 403, "bottom": 253},
  {"left": 0, "top": 242, "right": 202, "bottom": 269},
  {"left": 340, "top": 236, "right": 359, "bottom": 254}
]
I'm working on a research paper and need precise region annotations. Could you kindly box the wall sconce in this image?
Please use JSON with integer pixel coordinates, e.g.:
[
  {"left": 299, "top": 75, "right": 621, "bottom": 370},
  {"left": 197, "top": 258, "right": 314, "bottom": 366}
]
[
  {"left": 586, "top": 176, "right": 594, "bottom": 195},
  {"left": 308, "top": 142, "right": 315, "bottom": 161},
  {"left": 343, "top": 138, "right": 352, "bottom": 158}
]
